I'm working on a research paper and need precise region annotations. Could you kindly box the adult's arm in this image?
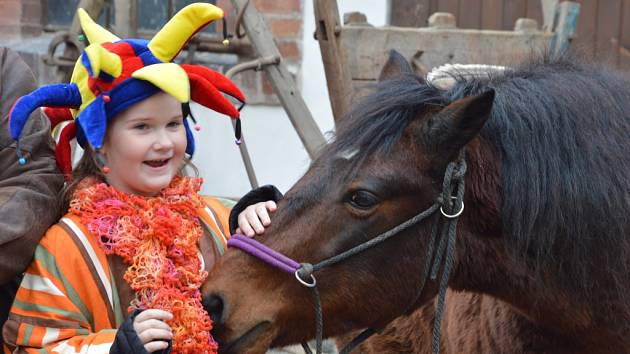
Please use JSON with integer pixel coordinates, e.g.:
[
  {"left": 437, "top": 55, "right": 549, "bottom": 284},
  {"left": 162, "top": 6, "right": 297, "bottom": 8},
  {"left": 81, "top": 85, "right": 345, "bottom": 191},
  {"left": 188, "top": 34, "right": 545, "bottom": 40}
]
[{"left": 0, "top": 48, "right": 64, "bottom": 284}]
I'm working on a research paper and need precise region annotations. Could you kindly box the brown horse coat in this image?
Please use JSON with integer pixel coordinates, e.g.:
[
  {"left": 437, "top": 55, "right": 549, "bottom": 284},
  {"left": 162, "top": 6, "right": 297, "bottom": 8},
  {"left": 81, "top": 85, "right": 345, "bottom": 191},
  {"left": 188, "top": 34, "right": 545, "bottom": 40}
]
[{"left": 203, "top": 52, "right": 630, "bottom": 354}]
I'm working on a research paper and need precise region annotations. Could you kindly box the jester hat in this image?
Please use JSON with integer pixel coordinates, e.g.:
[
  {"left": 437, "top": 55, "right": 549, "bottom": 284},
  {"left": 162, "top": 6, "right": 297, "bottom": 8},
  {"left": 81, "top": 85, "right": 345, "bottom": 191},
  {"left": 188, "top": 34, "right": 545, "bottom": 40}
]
[{"left": 9, "top": 3, "right": 245, "bottom": 179}]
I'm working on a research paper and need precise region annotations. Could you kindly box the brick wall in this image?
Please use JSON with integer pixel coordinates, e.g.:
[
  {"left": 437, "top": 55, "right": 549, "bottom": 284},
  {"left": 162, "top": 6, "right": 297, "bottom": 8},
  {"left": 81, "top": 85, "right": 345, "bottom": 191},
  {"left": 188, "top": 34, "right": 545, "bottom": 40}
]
[
  {"left": 20, "top": 0, "right": 43, "bottom": 36},
  {"left": 3, "top": 0, "right": 303, "bottom": 106},
  {"left": 217, "top": 0, "right": 304, "bottom": 104},
  {"left": 0, "top": 1, "right": 20, "bottom": 36},
  {"left": 0, "top": 0, "right": 43, "bottom": 36}
]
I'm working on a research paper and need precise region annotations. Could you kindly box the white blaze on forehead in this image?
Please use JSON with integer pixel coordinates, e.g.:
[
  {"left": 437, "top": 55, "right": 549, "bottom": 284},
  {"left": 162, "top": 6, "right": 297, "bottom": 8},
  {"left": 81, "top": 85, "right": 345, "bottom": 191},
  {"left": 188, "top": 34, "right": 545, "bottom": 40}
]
[{"left": 337, "top": 148, "right": 359, "bottom": 161}]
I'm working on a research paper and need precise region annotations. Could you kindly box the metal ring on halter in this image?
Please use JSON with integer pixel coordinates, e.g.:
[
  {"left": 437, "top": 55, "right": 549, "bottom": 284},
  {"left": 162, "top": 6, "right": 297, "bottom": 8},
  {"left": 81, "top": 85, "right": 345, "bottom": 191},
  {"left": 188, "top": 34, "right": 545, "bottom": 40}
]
[
  {"left": 440, "top": 197, "right": 464, "bottom": 218},
  {"left": 295, "top": 270, "right": 317, "bottom": 288}
]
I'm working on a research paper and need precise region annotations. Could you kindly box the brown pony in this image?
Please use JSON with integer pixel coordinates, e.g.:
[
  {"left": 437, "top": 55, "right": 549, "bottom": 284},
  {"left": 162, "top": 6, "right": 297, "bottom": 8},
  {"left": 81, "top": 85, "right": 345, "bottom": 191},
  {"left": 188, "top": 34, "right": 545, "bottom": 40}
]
[{"left": 202, "top": 51, "right": 630, "bottom": 354}]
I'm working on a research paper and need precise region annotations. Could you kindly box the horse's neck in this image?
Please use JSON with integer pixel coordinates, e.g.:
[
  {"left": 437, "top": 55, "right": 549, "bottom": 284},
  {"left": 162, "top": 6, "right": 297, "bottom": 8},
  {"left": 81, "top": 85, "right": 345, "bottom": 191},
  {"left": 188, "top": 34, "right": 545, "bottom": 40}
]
[{"left": 450, "top": 138, "right": 629, "bottom": 353}]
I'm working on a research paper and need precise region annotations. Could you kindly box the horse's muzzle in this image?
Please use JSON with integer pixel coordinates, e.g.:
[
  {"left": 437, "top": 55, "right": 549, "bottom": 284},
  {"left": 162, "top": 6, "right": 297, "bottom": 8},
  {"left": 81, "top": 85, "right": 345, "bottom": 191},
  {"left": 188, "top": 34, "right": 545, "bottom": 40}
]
[{"left": 204, "top": 292, "right": 226, "bottom": 325}]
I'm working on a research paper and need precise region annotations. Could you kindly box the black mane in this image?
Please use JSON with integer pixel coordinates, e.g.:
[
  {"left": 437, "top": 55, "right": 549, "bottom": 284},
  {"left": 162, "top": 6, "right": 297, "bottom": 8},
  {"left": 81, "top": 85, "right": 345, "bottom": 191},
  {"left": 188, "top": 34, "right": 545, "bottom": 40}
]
[{"left": 322, "top": 54, "right": 630, "bottom": 297}]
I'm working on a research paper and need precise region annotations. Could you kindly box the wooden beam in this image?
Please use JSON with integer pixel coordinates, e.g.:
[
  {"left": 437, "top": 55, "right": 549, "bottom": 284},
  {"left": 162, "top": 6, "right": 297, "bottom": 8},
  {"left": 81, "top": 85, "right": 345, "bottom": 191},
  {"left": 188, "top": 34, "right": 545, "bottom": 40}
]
[
  {"left": 113, "top": 0, "right": 137, "bottom": 37},
  {"left": 314, "top": 0, "right": 353, "bottom": 122},
  {"left": 540, "top": 0, "right": 559, "bottom": 31},
  {"left": 230, "top": 0, "right": 326, "bottom": 159}
]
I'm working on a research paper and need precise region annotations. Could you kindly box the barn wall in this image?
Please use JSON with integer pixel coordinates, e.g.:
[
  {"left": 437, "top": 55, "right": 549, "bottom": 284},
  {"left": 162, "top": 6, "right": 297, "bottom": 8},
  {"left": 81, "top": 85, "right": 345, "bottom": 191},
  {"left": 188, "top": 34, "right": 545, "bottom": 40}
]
[{"left": 390, "top": 0, "right": 630, "bottom": 70}]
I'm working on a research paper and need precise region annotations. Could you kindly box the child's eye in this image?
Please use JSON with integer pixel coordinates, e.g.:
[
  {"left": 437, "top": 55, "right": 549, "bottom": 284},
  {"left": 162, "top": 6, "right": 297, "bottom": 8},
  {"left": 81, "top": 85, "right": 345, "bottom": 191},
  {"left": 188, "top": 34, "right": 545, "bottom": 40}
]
[
  {"left": 167, "top": 121, "right": 182, "bottom": 128},
  {"left": 133, "top": 123, "right": 149, "bottom": 130}
]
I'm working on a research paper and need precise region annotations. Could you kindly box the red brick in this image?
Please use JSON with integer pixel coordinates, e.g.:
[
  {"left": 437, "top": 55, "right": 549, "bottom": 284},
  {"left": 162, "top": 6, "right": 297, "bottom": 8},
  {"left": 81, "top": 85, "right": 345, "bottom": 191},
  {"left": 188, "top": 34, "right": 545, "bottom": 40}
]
[
  {"left": 262, "top": 74, "right": 275, "bottom": 95},
  {"left": 270, "top": 18, "right": 301, "bottom": 38},
  {"left": 277, "top": 41, "right": 300, "bottom": 59},
  {"left": 253, "top": 0, "right": 300, "bottom": 13},
  {"left": 21, "top": 4, "right": 41, "bottom": 20},
  {"left": 21, "top": 1, "right": 42, "bottom": 25},
  {"left": 0, "top": 1, "right": 21, "bottom": 24}
]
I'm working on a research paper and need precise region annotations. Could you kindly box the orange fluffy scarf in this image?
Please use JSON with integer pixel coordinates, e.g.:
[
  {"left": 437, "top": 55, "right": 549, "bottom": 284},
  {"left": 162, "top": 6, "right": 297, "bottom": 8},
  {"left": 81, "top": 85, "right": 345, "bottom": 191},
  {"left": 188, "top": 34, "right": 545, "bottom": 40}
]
[{"left": 69, "top": 176, "right": 217, "bottom": 354}]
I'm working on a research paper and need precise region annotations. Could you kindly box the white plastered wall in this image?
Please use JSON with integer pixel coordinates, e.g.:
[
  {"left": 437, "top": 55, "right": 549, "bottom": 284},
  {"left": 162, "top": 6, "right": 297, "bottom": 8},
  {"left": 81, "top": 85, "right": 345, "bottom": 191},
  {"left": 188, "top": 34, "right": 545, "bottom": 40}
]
[{"left": 191, "top": 1, "right": 387, "bottom": 198}]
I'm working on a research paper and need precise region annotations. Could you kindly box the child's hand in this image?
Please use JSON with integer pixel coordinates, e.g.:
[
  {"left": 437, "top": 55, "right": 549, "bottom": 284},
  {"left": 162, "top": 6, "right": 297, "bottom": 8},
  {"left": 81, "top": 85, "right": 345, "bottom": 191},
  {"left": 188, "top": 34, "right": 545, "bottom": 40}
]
[
  {"left": 236, "top": 201, "right": 277, "bottom": 237},
  {"left": 133, "top": 309, "right": 173, "bottom": 353}
]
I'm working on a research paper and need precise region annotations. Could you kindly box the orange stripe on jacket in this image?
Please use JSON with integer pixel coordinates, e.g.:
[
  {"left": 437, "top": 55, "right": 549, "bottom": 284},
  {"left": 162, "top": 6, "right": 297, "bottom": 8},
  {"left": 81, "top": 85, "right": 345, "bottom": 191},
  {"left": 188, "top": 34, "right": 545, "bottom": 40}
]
[{"left": 201, "top": 196, "right": 233, "bottom": 238}]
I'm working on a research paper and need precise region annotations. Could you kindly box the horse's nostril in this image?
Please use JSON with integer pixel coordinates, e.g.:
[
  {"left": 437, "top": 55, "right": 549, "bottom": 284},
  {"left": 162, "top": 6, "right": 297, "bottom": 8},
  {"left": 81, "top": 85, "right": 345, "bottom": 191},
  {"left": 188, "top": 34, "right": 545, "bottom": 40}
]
[{"left": 203, "top": 293, "right": 225, "bottom": 324}]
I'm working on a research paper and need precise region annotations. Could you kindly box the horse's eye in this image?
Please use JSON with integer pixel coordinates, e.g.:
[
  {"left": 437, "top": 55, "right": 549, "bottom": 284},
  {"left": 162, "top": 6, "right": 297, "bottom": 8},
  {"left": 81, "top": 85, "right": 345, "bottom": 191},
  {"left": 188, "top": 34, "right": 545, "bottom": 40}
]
[{"left": 347, "top": 190, "right": 379, "bottom": 210}]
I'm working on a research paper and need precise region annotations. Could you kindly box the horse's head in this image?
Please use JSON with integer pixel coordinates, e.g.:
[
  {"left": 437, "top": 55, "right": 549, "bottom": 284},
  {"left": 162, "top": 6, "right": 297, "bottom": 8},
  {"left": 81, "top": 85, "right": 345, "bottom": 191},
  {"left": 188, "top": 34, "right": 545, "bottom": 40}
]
[{"left": 203, "top": 51, "right": 495, "bottom": 353}]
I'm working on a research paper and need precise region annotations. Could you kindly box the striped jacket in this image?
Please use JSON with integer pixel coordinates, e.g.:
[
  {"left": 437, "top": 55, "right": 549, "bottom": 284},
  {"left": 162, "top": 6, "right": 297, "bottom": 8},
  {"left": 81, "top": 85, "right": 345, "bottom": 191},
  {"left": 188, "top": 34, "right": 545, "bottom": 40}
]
[{"left": 2, "top": 196, "right": 234, "bottom": 354}]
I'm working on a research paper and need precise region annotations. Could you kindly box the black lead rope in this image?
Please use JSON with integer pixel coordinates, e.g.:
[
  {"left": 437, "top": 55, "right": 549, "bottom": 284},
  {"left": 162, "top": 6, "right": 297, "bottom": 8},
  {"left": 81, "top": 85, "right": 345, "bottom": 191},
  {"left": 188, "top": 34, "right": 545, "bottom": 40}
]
[{"left": 297, "top": 157, "right": 467, "bottom": 354}]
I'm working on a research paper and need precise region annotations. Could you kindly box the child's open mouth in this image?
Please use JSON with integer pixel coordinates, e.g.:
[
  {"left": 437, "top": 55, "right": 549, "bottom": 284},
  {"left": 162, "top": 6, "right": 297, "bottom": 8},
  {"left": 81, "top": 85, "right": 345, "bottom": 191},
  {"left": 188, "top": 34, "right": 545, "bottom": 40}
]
[{"left": 144, "top": 159, "right": 170, "bottom": 168}]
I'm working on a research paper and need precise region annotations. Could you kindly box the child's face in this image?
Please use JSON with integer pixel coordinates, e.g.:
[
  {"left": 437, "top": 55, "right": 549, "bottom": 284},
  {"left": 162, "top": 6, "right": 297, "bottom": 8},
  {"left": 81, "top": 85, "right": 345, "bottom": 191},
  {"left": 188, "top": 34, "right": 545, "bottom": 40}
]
[{"left": 101, "top": 92, "right": 187, "bottom": 196}]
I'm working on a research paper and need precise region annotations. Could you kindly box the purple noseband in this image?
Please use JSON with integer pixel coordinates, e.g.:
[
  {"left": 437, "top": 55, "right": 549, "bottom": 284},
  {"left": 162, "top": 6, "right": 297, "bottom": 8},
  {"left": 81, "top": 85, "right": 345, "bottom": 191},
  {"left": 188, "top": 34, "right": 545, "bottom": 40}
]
[{"left": 227, "top": 234, "right": 300, "bottom": 274}]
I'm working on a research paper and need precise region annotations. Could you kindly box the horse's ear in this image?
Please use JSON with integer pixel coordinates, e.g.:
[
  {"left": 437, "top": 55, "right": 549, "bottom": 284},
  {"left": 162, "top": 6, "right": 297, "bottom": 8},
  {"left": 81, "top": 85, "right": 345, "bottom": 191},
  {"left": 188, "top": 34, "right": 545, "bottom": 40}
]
[
  {"left": 378, "top": 50, "right": 413, "bottom": 81},
  {"left": 423, "top": 89, "right": 495, "bottom": 162}
]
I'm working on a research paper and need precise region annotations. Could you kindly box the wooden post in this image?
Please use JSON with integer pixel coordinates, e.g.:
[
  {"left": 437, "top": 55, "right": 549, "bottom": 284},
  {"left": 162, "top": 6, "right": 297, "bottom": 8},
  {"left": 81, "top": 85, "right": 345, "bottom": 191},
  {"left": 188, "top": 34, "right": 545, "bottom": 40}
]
[
  {"left": 550, "top": 1, "right": 580, "bottom": 55},
  {"left": 314, "top": 0, "right": 353, "bottom": 123},
  {"left": 113, "top": 0, "right": 137, "bottom": 38},
  {"left": 230, "top": 0, "right": 326, "bottom": 159},
  {"left": 540, "top": 0, "right": 559, "bottom": 32}
]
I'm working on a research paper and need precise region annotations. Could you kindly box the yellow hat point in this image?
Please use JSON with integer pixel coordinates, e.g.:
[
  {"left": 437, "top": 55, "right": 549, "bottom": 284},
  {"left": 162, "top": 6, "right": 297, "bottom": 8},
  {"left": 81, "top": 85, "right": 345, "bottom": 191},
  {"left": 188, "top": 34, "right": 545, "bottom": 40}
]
[
  {"left": 77, "top": 8, "right": 120, "bottom": 44},
  {"left": 132, "top": 63, "right": 190, "bottom": 103},
  {"left": 84, "top": 44, "right": 122, "bottom": 79},
  {"left": 148, "top": 3, "right": 224, "bottom": 62}
]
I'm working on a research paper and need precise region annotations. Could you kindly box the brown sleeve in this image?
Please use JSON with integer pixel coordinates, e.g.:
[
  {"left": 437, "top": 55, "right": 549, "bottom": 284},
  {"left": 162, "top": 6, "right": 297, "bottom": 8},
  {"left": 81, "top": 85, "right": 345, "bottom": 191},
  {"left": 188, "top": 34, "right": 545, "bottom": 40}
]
[{"left": 0, "top": 47, "right": 64, "bottom": 284}]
